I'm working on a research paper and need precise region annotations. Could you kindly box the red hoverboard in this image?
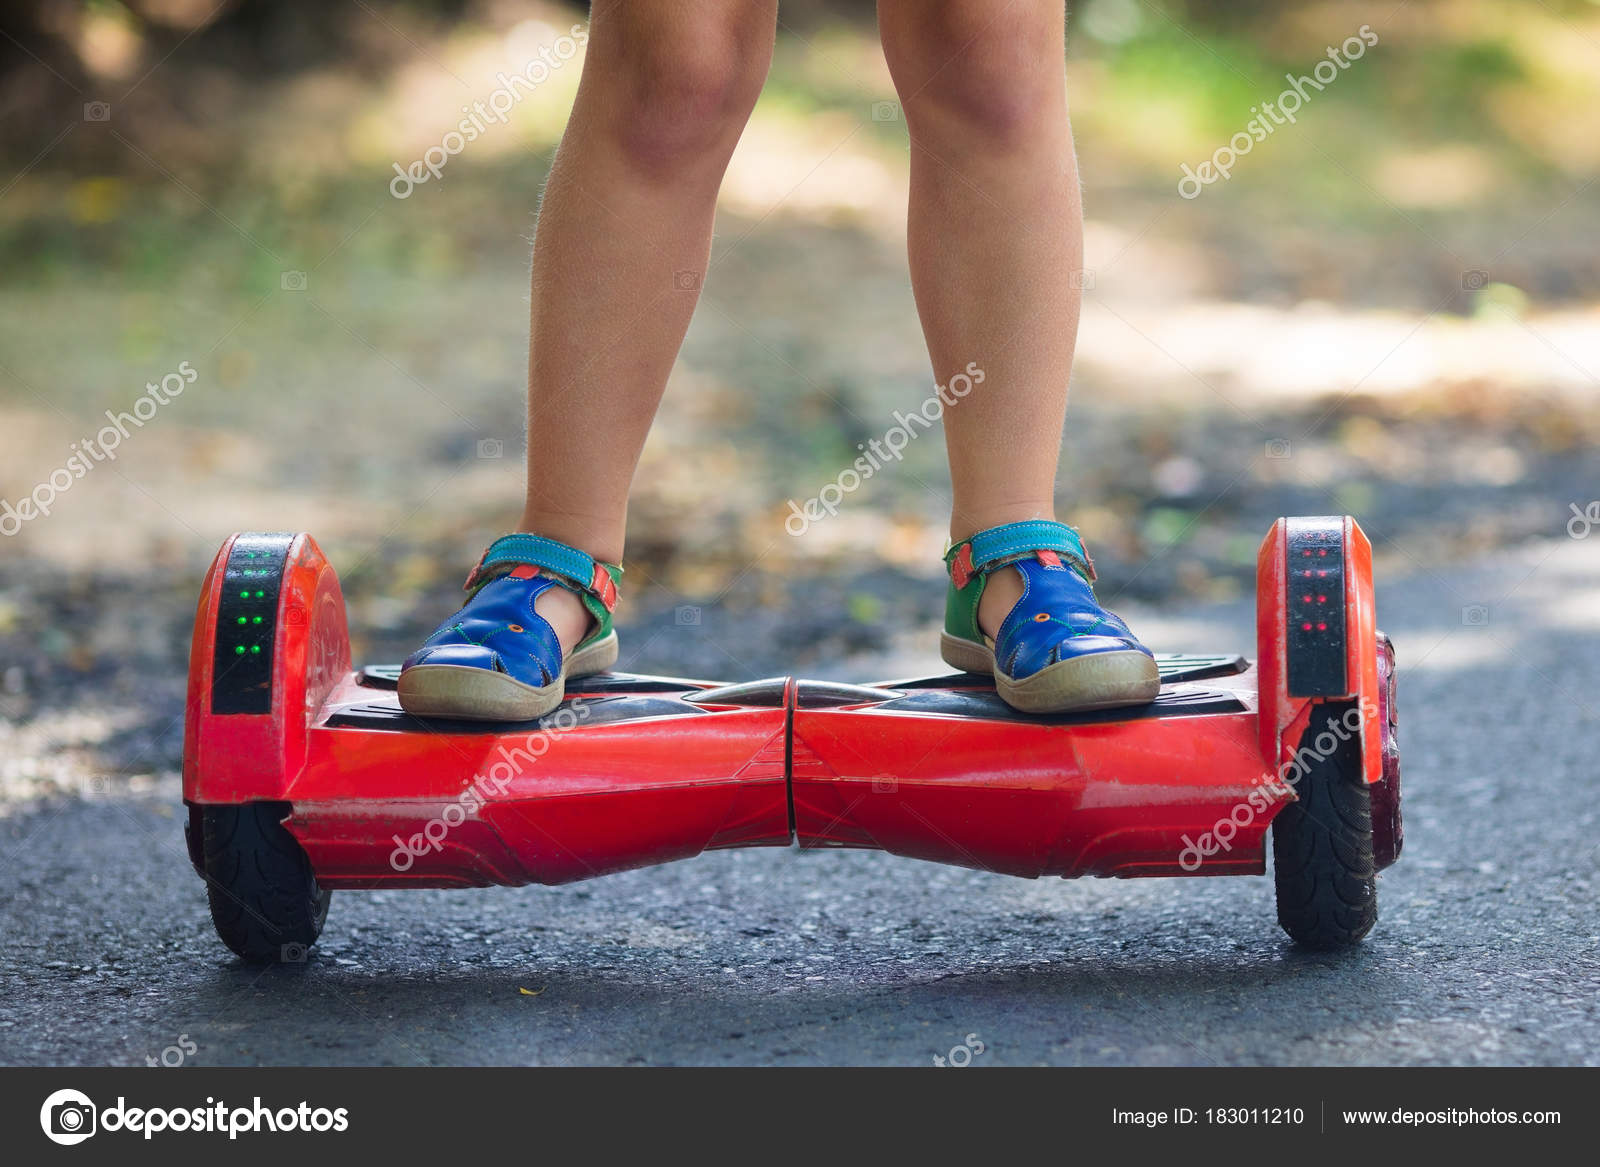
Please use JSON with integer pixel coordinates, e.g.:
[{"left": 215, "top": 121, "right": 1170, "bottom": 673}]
[{"left": 182, "top": 516, "right": 1401, "bottom": 962}]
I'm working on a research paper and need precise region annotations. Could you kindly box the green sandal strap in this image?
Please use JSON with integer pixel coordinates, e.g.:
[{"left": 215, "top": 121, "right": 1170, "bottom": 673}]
[{"left": 943, "top": 520, "right": 1096, "bottom": 645}]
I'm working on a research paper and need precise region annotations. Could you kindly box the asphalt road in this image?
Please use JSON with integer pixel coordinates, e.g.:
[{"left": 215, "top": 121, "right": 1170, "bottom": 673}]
[{"left": 3, "top": 536, "right": 1598, "bottom": 1067}]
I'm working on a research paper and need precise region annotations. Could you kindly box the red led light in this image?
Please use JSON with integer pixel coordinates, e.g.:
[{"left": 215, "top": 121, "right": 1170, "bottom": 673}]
[
  {"left": 1317, "top": 594, "right": 1327, "bottom": 603},
  {"left": 1302, "top": 550, "right": 1311, "bottom": 557},
  {"left": 1301, "top": 623, "right": 1312, "bottom": 631},
  {"left": 1318, "top": 549, "right": 1327, "bottom": 557},
  {"left": 1317, "top": 622, "right": 1327, "bottom": 631},
  {"left": 1304, "top": 593, "right": 1313, "bottom": 602},
  {"left": 1318, "top": 570, "right": 1328, "bottom": 577}
]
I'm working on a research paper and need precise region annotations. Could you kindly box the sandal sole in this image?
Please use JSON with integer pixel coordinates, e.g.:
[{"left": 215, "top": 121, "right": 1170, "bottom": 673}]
[
  {"left": 939, "top": 631, "right": 1160, "bottom": 714},
  {"left": 397, "top": 632, "right": 619, "bottom": 722}
]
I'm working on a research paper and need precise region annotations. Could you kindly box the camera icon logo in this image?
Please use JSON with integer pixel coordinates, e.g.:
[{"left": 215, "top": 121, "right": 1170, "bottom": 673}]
[
  {"left": 280, "top": 270, "right": 308, "bottom": 291},
  {"left": 1461, "top": 269, "right": 1490, "bottom": 291},
  {"left": 871, "top": 101, "right": 900, "bottom": 122},
  {"left": 674, "top": 605, "right": 701, "bottom": 627},
  {"left": 1068, "top": 268, "right": 1096, "bottom": 291},
  {"left": 871, "top": 776, "right": 898, "bottom": 794},
  {"left": 1265, "top": 438, "right": 1292, "bottom": 460},
  {"left": 280, "top": 942, "right": 309, "bottom": 963},
  {"left": 1461, "top": 604, "right": 1489, "bottom": 627},
  {"left": 476, "top": 438, "right": 504, "bottom": 460},
  {"left": 40, "top": 1088, "right": 97, "bottom": 1145},
  {"left": 83, "top": 102, "right": 111, "bottom": 122},
  {"left": 673, "top": 270, "right": 701, "bottom": 291}
]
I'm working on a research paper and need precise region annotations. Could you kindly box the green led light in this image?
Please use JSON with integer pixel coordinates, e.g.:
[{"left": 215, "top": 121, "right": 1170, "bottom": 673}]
[
  {"left": 250, "top": 645, "right": 261, "bottom": 654},
  {"left": 235, "top": 645, "right": 245, "bottom": 654},
  {"left": 236, "top": 616, "right": 247, "bottom": 625},
  {"left": 239, "top": 590, "right": 249, "bottom": 598},
  {"left": 252, "top": 615, "right": 263, "bottom": 624},
  {"left": 255, "top": 590, "right": 265, "bottom": 598}
]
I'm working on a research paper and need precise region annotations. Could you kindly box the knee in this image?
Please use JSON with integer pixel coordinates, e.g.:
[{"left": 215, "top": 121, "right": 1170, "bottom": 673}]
[
  {"left": 883, "top": 4, "right": 1065, "bottom": 149},
  {"left": 590, "top": 11, "right": 773, "bottom": 176}
]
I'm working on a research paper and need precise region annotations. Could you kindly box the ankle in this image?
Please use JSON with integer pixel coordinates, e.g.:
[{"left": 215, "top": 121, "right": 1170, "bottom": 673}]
[
  {"left": 533, "top": 585, "right": 594, "bottom": 657},
  {"left": 516, "top": 513, "right": 624, "bottom": 567},
  {"left": 975, "top": 565, "right": 1025, "bottom": 641},
  {"left": 950, "top": 505, "right": 1057, "bottom": 545}
]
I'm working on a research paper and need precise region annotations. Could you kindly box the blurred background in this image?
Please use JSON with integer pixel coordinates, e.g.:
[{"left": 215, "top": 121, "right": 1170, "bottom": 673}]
[{"left": 2, "top": 0, "right": 1597, "bottom": 803}]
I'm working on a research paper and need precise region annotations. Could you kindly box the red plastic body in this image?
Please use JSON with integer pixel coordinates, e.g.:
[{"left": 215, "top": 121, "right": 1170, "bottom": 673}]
[
  {"left": 789, "top": 676, "right": 1272, "bottom": 877},
  {"left": 183, "top": 533, "right": 350, "bottom": 803},
  {"left": 183, "top": 520, "right": 1393, "bottom": 888},
  {"left": 283, "top": 676, "right": 792, "bottom": 887}
]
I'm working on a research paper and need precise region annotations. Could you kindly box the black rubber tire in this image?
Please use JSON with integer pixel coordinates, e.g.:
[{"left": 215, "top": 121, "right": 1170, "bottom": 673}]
[
  {"left": 1271, "top": 701, "right": 1378, "bottom": 949},
  {"left": 201, "top": 802, "right": 331, "bottom": 963}
]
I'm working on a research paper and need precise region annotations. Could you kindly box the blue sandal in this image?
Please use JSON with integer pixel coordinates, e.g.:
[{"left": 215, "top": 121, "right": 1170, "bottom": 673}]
[
  {"left": 940, "top": 520, "right": 1159, "bottom": 713},
  {"left": 398, "top": 533, "right": 621, "bottom": 721}
]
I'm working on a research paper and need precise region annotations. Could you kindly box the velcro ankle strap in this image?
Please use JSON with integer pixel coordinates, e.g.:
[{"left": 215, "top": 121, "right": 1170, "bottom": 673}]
[
  {"left": 464, "top": 533, "right": 622, "bottom": 612},
  {"left": 945, "top": 520, "right": 1096, "bottom": 589}
]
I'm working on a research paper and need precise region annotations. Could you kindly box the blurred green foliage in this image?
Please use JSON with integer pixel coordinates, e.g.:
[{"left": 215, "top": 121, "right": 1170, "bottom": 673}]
[{"left": 3, "top": 0, "right": 1597, "bottom": 305}]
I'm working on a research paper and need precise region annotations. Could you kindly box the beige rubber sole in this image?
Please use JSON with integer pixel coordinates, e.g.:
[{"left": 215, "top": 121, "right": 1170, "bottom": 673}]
[
  {"left": 940, "top": 631, "right": 1161, "bottom": 714},
  {"left": 396, "top": 632, "right": 619, "bottom": 722}
]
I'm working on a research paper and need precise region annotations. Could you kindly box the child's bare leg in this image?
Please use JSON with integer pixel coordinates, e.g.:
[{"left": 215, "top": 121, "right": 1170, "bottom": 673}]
[
  {"left": 879, "top": 0, "right": 1078, "bottom": 638},
  {"left": 521, "top": 1, "right": 776, "bottom": 650}
]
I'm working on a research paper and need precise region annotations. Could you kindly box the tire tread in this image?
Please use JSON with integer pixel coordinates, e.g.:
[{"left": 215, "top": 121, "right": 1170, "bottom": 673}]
[
  {"left": 1272, "top": 701, "right": 1378, "bottom": 949},
  {"left": 201, "top": 802, "right": 330, "bottom": 963}
]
